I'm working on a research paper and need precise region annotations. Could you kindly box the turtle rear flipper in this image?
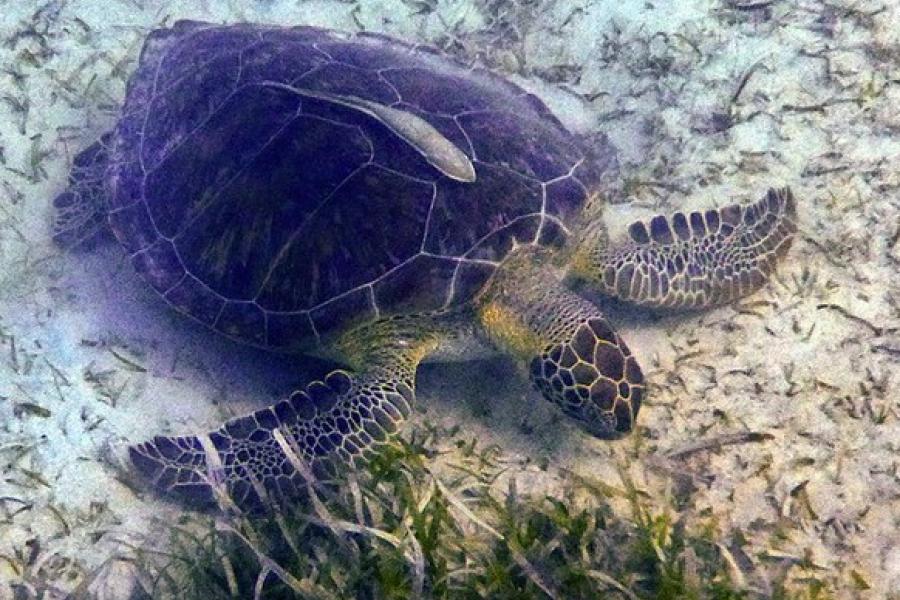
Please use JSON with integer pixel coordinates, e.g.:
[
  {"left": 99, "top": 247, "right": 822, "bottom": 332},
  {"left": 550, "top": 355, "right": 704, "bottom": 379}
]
[
  {"left": 53, "top": 134, "right": 112, "bottom": 248},
  {"left": 127, "top": 319, "right": 440, "bottom": 512},
  {"left": 578, "top": 188, "right": 797, "bottom": 309}
]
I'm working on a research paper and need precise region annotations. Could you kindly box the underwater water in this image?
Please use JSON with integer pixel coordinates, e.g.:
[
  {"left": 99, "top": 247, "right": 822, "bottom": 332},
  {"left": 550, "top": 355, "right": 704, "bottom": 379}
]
[{"left": 0, "top": 0, "right": 898, "bottom": 598}]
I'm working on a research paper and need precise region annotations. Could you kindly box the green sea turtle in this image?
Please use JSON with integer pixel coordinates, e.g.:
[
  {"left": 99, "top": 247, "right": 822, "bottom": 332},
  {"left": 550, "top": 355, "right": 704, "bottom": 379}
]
[{"left": 54, "top": 21, "right": 796, "bottom": 510}]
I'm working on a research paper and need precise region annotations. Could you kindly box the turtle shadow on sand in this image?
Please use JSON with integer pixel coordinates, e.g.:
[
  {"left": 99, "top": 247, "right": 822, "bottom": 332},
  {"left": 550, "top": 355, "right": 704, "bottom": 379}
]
[
  {"left": 419, "top": 357, "right": 568, "bottom": 450},
  {"left": 57, "top": 239, "right": 334, "bottom": 421}
]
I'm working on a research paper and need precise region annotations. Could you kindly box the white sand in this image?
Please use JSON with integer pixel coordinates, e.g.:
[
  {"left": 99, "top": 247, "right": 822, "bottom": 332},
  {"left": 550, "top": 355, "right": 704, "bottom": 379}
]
[{"left": 0, "top": 0, "right": 897, "bottom": 597}]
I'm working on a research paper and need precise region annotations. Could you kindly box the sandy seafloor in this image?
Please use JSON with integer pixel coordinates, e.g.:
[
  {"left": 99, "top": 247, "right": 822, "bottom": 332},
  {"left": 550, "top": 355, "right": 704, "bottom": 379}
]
[{"left": 0, "top": 0, "right": 898, "bottom": 597}]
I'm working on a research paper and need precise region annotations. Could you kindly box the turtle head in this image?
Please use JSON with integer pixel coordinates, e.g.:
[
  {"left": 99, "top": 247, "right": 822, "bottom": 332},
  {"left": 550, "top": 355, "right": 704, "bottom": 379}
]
[
  {"left": 479, "top": 255, "right": 646, "bottom": 438},
  {"left": 528, "top": 317, "right": 645, "bottom": 438}
]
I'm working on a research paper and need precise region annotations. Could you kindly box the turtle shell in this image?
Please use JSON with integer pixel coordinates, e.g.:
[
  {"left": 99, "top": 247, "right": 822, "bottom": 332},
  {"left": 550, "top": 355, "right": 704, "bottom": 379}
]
[{"left": 107, "top": 21, "right": 613, "bottom": 350}]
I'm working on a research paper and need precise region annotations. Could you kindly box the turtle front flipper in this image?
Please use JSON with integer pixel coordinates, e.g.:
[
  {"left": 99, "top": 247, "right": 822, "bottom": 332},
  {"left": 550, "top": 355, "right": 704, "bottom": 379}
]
[
  {"left": 52, "top": 134, "right": 112, "bottom": 248},
  {"left": 574, "top": 188, "right": 797, "bottom": 309},
  {"left": 127, "top": 318, "right": 441, "bottom": 511}
]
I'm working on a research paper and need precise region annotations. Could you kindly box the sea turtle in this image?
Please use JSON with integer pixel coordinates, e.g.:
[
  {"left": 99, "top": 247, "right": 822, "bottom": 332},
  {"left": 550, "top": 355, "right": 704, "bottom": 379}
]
[{"left": 54, "top": 21, "right": 796, "bottom": 511}]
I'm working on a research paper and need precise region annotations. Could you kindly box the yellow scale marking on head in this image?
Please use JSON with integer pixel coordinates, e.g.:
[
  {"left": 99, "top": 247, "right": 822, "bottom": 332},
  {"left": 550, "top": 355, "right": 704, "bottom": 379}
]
[{"left": 478, "top": 300, "right": 543, "bottom": 360}]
